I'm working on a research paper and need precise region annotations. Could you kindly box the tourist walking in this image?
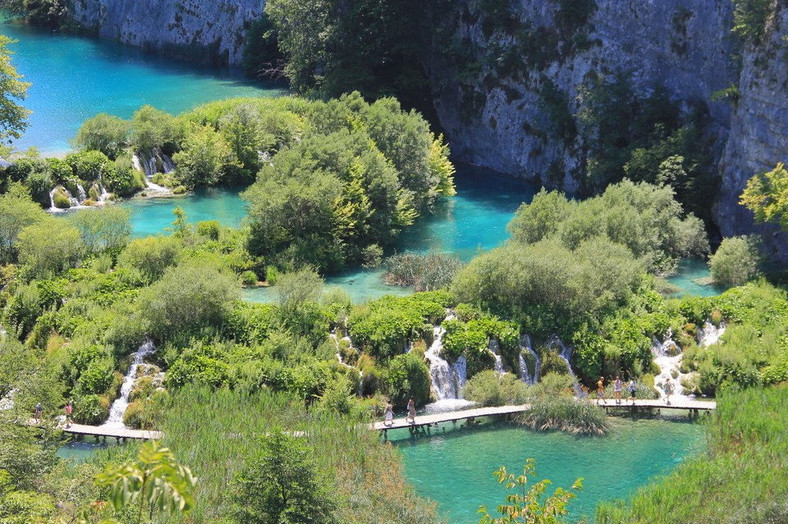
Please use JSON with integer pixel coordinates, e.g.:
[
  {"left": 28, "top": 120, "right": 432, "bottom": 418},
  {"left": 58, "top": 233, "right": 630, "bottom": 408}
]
[
  {"left": 64, "top": 401, "right": 73, "bottom": 428},
  {"left": 597, "top": 377, "right": 604, "bottom": 405},
  {"left": 384, "top": 402, "right": 394, "bottom": 427},
  {"left": 627, "top": 379, "right": 637, "bottom": 404},
  {"left": 664, "top": 378, "right": 674, "bottom": 405},
  {"left": 614, "top": 376, "right": 622, "bottom": 404},
  {"left": 406, "top": 397, "right": 416, "bottom": 424},
  {"left": 34, "top": 402, "right": 42, "bottom": 422}
]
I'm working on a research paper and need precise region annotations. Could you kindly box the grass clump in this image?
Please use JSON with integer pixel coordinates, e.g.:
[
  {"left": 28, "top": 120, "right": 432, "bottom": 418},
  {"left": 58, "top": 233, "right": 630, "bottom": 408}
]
[
  {"left": 519, "top": 395, "right": 608, "bottom": 436},
  {"left": 462, "top": 370, "right": 530, "bottom": 406}
]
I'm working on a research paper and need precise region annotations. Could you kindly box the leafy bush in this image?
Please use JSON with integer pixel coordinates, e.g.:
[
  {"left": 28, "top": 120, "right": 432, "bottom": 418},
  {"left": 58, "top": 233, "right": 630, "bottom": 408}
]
[
  {"left": 196, "top": 220, "right": 221, "bottom": 241},
  {"left": 383, "top": 252, "right": 463, "bottom": 291},
  {"left": 462, "top": 370, "right": 529, "bottom": 406},
  {"left": 383, "top": 352, "right": 431, "bottom": 408},
  {"left": 709, "top": 235, "right": 761, "bottom": 287},
  {"left": 51, "top": 188, "right": 71, "bottom": 209},
  {"left": 239, "top": 270, "right": 258, "bottom": 286},
  {"left": 73, "top": 393, "right": 109, "bottom": 425}
]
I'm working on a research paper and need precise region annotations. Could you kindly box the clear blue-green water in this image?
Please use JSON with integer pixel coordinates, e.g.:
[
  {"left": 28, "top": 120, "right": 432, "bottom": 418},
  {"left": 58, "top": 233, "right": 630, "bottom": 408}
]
[
  {"left": 665, "top": 258, "right": 722, "bottom": 298},
  {"left": 1, "top": 17, "right": 283, "bottom": 154},
  {"left": 395, "top": 418, "right": 705, "bottom": 523}
]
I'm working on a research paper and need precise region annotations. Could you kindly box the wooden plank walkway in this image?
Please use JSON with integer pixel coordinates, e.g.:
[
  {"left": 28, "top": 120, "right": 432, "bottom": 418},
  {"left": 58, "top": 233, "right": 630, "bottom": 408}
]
[
  {"left": 596, "top": 398, "right": 716, "bottom": 411},
  {"left": 372, "top": 404, "right": 531, "bottom": 432},
  {"left": 372, "top": 398, "right": 716, "bottom": 432},
  {"left": 63, "top": 423, "right": 163, "bottom": 441}
]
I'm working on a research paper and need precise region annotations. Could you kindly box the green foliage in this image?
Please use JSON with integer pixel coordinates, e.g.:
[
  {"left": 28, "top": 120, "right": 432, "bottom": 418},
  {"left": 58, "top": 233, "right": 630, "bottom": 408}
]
[
  {"left": 242, "top": 13, "right": 283, "bottom": 79},
  {"left": 478, "top": 458, "right": 582, "bottom": 523},
  {"left": 173, "top": 124, "right": 236, "bottom": 189},
  {"left": 72, "top": 112, "right": 130, "bottom": 159},
  {"left": 0, "top": 183, "right": 47, "bottom": 263},
  {"left": 463, "top": 370, "right": 530, "bottom": 406},
  {"left": 348, "top": 292, "right": 448, "bottom": 361},
  {"left": 196, "top": 220, "right": 221, "bottom": 241},
  {"left": 383, "top": 351, "right": 432, "bottom": 408},
  {"left": 232, "top": 429, "right": 337, "bottom": 524},
  {"left": 97, "top": 440, "right": 197, "bottom": 522},
  {"left": 709, "top": 235, "right": 761, "bottom": 287},
  {"left": 0, "top": 34, "right": 30, "bottom": 143},
  {"left": 732, "top": 0, "right": 773, "bottom": 44},
  {"left": 116, "top": 235, "right": 181, "bottom": 283},
  {"left": 510, "top": 180, "right": 708, "bottom": 274},
  {"left": 72, "top": 393, "right": 110, "bottom": 425},
  {"left": 137, "top": 260, "right": 239, "bottom": 340},
  {"left": 242, "top": 93, "right": 453, "bottom": 272},
  {"left": 67, "top": 206, "right": 132, "bottom": 255},
  {"left": 16, "top": 217, "right": 82, "bottom": 279},
  {"left": 519, "top": 395, "right": 608, "bottom": 435},
  {"left": 64, "top": 149, "right": 112, "bottom": 183},
  {"left": 129, "top": 105, "right": 182, "bottom": 154},
  {"left": 103, "top": 153, "right": 146, "bottom": 197},
  {"left": 740, "top": 162, "right": 788, "bottom": 231}
]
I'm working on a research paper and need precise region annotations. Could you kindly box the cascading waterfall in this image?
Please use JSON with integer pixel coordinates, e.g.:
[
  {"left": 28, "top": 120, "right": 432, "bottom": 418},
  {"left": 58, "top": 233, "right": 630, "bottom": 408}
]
[
  {"left": 519, "top": 334, "right": 541, "bottom": 384},
  {"left": 102, "top": 340, "right": 156, "bottom": 428},
  {"left": 489, "top": 339, "right": 505, "bottom": 374},
  {"left": 548, "top": 335, "right": 574, "bottom": 375},
  {"left": 698, "top": 321, "right": 726, "bottom": 347},
  {"left": 423, "top": 315, "right": 473, "bottom": 412}
]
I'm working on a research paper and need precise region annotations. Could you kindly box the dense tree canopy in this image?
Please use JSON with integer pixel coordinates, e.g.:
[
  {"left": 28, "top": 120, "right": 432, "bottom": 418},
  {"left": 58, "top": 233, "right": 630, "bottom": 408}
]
[
  {"left": 0, "top": 35, "right": 30, "bottom": 144},
  {"left": 740, "top": 162, "right": 788, "bottom": 231}
]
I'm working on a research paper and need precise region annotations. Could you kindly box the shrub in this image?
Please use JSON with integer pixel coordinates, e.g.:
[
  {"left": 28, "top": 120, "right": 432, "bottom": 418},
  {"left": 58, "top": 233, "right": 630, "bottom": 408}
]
[
  {"left": 710, "top": 236, "right": 760, "bottom": 287},
  {"left": 196, "top": 220, "right": 221, "bottom": 240},
  {"left": 52, "top": 188, "right": 71, "bottom": 209},
  {"left": 239, "top": 270, "right": 259, "bottom": 286},
  {"left": 73, "top": 393, "right": 110, "bottom": 425},
  {"left": 462, "top": 370, "right": 530, "bottom": 406},
  {"left": 383, "top": 352, "right": 431, "bottom": 409}
]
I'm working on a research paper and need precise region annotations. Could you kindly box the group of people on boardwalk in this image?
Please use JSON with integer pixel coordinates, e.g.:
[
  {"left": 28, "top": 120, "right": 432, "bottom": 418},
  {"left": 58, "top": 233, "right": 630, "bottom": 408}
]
[
  {"left": 32, "top": 401, "right": 72, "bottom": 426},
  {"left": 597, "top": 376, "right": 638, "bottom": 405},
  {"left": 383, "top": 396, "right": 417, "bottom": 427}
]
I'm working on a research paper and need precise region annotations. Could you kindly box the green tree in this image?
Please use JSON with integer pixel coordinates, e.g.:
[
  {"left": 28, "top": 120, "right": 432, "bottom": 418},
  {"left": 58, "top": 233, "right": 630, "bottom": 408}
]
[
  {"left": 740, "top": 162, "right": 788, "bottom": 231},
  {"left": 275, "top": 267, "right": 324, "bottom": 312},
  {"left": 72, "top": 113, "right": 130, "bottom": 159},
  {"left": 97, "top": 440, "right": 197, "bottom": 523},
  {"left": 231, "top": 429, "right": 336, "bottom": 524},
  {"left": 129, "top": 105, "right": 182, "bottom": 154},
  {"left": 173, "top": 124, "right": 236, "bottom": 188},
  {"left": 116, "top": 235, "right": 181, "bottom": 283},
  {"left": 137, "top": 260, "right": 239, "bottom": 339},
  {"left": 384, "top": 352, "right": 432, "bottom": 408},
  {"left": 67, "top": 206, "right": 132, "bottom": 255},
  {"left": 0, "top": 35, "right": 30, "bottom": 144},
  {"left": 709, "top": 236, "right": 761, "bottom": 288},
  {"left": 16, "top": 217, "right": 82, "bottom": 278},
  {"left": 478, "top": 458, "right": 582, "bottom": 523},
  {"left": 732, "top": 0, "right": 773, "bottom": 44},
  {"left": 0, "top": 183, "right": 47, "bottom": 263}
]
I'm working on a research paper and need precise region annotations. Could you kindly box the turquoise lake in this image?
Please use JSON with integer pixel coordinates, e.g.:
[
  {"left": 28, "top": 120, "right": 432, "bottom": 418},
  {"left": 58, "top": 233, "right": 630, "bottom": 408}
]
[
  {"left": 395, "top": 417, "right": 705, "bottom": 523},
  {"left": 1, "top": 18, "right": 282, "bottom": 154}
]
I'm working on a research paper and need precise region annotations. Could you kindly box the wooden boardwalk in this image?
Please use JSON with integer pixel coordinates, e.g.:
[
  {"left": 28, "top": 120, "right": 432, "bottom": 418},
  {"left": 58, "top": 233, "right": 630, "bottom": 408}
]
[
  {"left": 372, "top": 404, "right": 531, "bottom": 432},
  {"left": 372, "top": 398, "right": 716, "bottom": 434},
  {"left": 596, "top": 398, "right": 716, "bottom": 412},
  {"left": 63, "top": 423, "right": 162, "bottom": 441}
]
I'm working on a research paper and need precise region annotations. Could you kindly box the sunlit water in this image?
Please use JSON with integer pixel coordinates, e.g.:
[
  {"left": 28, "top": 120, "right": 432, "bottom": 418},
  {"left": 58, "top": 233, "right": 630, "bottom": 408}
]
[
  {"left": 1, "top": 17, "right": 283, "bottom": 154},
  {"left": 395, "top": 417, "right": 706, "bottom": 523}
]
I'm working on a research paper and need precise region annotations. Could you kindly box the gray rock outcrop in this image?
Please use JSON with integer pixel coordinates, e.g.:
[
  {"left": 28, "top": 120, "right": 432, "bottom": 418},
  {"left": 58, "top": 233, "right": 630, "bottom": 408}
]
[{"left": 67, "top": 0, "right": 266, "bottom": 65}]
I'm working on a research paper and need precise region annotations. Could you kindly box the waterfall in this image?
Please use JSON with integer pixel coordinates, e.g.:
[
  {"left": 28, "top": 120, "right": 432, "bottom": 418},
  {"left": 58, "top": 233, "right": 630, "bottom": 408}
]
[
  {"left": 651, "top": 331, "right": 691, "bottom": 401},
  {"left": 423, "top": 315, "right": 473, "bottom": 412},
  {"left": 76, "top": 184, "right": 87, "bottom": 202},
  {"left": 519, "top": 335, "right": 541, "bottom": 384},
  {"left": 0, "top": 388, "right": 17, "bottom": 411},
  {"left": 548, "top": 335, "right": 574, "bottom": 374},
  {"left": 698, "top": 321, "right": 726, "bottom": 347},
  {"left": 102, "top": 341, "right": 156, "bottom": 428},
  {"left": 489, "top": 339, "right": 504, "bottom": 374}
]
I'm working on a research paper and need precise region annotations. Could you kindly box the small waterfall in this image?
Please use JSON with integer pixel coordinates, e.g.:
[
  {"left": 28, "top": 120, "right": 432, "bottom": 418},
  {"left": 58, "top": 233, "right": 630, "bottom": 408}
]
[
  {"left": 698, "top": 321, "right": 726, "bottom": 347},
  {"left": 102, "top": 341, "right": 156, "bottom": 428},
  {"left": 76, "top": 184, "right": 87, "bottom": 202},
  {"left": 0, "top": 388, "right": 17, "bottom": 411},
  {"left": 489, "top": 339, "right": 504, "bottom": 374},
  {"left": 357, "top": 371, "right": 364, "bottom": 397},
  {"left": 423, "top": 315, "right": 473, "bottom": 412},
  {"left": 651, "top": 331, "right": 693, "bottom": 401},
  {"left": 519, "top": 335, "right": 541, "bottom": 384},
  {"left": 548, "top": 335, "right": 574, "bottom": 374}
]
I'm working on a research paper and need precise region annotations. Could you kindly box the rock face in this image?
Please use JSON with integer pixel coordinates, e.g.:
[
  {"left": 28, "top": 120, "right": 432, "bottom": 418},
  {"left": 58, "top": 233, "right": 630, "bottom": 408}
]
[
  {"left": 717, "top": 4, "right": 788, "bottom": 260},
  {"left": 67, "top": 0, "right": 266, "bottom": 65},
  {"left": 425, "top": 0, "right": 738, "bottom": 192}
]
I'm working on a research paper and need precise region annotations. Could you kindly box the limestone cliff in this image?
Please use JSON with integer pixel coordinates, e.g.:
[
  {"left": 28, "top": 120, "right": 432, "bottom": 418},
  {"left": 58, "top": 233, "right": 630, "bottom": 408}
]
[
  {"left": 717, "top": 3, "right": 788, "bottom": 260},
  {"left": 67, "top": 0, "right": 265, "bottom": 65},
  {"left": 425, "top": 0, "right": 737, "bottom": 192}
]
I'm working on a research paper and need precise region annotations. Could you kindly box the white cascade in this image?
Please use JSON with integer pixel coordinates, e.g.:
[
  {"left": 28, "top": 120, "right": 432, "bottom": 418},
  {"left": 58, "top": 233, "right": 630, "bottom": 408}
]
[
  {"left": 519, "top": 334, "right": 541, "bottom": 384},
  {"left": 651, "top": 329, "right": 690, "bottom": 401},
  {"left": 698, "top": 321, "right": 726, "bottom": 347},
  {"left": 489, "top": 339, "right": 505, "bottom": 374},
  {"left": 548, "top": 335, "right": 574, "bottom": 374},
  {"left": 423, "top": 315, "right": 473, "bottom": 412},
  {"left": 102, "top": 340, "right": 156, "bottom": 428},
  {"left": 76, "top": 184, "right": 87, "bottom": 202},
  {"left": 132, "top": 151, "right": 171, "bottom": 195}
]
